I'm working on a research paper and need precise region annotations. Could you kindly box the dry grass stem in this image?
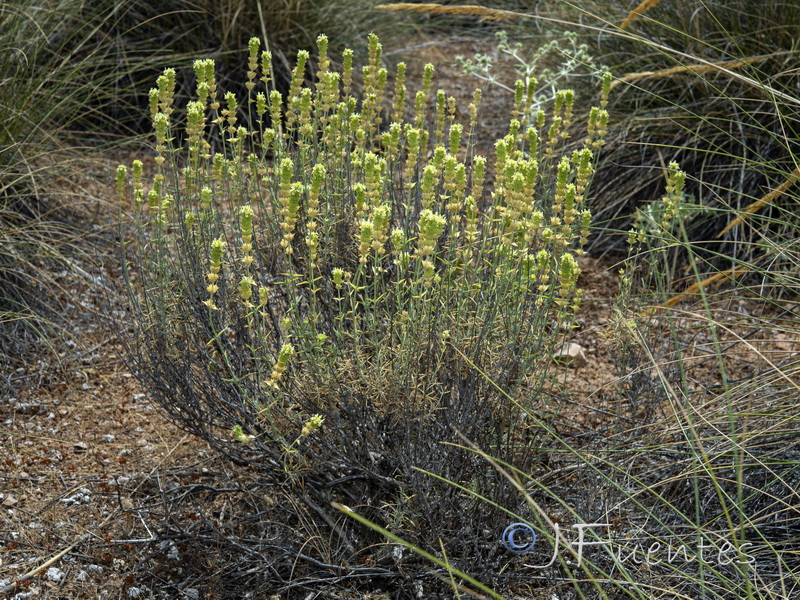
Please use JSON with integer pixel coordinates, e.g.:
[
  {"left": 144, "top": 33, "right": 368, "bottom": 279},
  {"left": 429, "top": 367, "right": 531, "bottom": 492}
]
[
  {"left": 376, "top": 3, "right": 520, "bottom": 21},
  {"left": 718, "top": 163, "right": 800, "bottom": 236},
  {"left": 664, "top": 266, "right": 750, "bottom": 308},
  {"left": 611, "top": 54, "right": 773, "bottom": 89},
  {"left": 621, "top": 0, "right": 663, "bottom": 29}
]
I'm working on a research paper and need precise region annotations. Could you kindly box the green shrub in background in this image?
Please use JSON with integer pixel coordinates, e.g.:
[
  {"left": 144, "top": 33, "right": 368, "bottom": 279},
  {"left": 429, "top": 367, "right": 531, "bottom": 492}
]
[{"left": 119, "top": 33, "right": 611, "bottom": 587}]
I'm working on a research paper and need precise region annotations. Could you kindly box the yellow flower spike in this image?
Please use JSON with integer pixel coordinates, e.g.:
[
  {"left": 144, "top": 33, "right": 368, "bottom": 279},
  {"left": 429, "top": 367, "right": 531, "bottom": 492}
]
[
  {"left": 413, "top": 89, "right": 428, "bottom": 129},
  {"left": 562, "top": 89, "right": 575, "bottom": 129},
  {"left": 224, "top": 91, "right": 238, "bottom": 131},
  {"left": 546, "top": 116, "right": 563, "bottom": 153},
  {"left": 256, "top": 92, "right": 267, "bottom": 118},
  {"left": 297, "top": 88, "right": 313, "bottom": 137},
  {"left": 358, "top": 220, "right": 373, "bottom": 264},
  {"left": 209, "top": 237, "right": 225, "bottom": 268},
  {"left": 156, "top": 68, "right": 176, "bottom": 115},
  {"left": 527, "top": 127, "right": 539, "bottom": 157},
  {"left": 288, "top": 49, "right": 309, "bottom": 102},
  {"left": 258, "top": 286, "right": 270, "bottom": 307},
  {"left": 468, "top": 88, "right": 482, "bottom": 132},
  {"left": 280, "top": 183, "right": 302, "bottom": 254},
  {"left": 391, "top": 227, "right": 406, "bottom": 251},
  {"left": 448, "top": 123, "right": 463, "bottom": 155},
  {"left": 232, "top": 424, "right": 255, "bottom": 444},
  {"left": 417, "top": 209, "right": 446, "bottom": 272},
  {"left": 535, "top": 109, "right": 546, "bottom": 130},
  {"left": 464, "top": 195, "right": 479, "bottom": 245},
  {"left": 342, "top": 48, "right": 354, "bottom": 98},
  {"left": 186, "top": 101, "right": 205, "bottom": 141},
  {"left": 260, "top": 50, "right": 272, "bottom": 87},
  {"left": 307, "top": 163, "right": 324, "bottom": 224},
  {"left": 267, "top": 343, "right": 295, "bottom": 389},
  {"left": 383, "top": 122, "right": 402, "bottom": 158},
  {"left": 592, "top": 109, "right": 609, "bottom": 149},
  {"left": 246, "top": 37, "right": 260, "bottom": 88},
  {"left": 420, "top": 164, "right": 438, "bottom": 210},
  {"left": 559, "top": 253, "right": 580, "bottom": 297},
  {"left": 300, "top": 414, "right": 324, "bottom": 437},
  {"left": 434, "top": 90, "right": 447, "bottom": 143},
  {"left": 131, "top": 159, "right": 143, "bottom": 187},
  {"left": 471, "top": 156, "right": 486, "bottom": 201},
  {"left": 269, "top": 90, "right": 283, "bottom": 133},
  {"left": 563, "top": 184, "right": 577, "bottom": 223},
  {"left": 115, "top": 165, "right": 127, "bottom": 202},
  {"left": 391, "top": 62, "right": 407, "bottom": 123},
  {"left": 240, "top": 276, "right": 255, "bottom": 303},
  {"left": 332, "top": 268, "right": 344, "bottom": 289},
  {"left": 353, "top": 183, "right": 367, "bottom": 219},
  {"left": 316, "top": 34, "right": 329, "bottom": 75},
  {"left": 306, "top": 231, "right": 319, "bottom": 267},
  {"left": 370, "top": 204, "right": 391, "bottom": 255},
  {"left": 601, "top": 71, "right": 612, "bottom": 108}
]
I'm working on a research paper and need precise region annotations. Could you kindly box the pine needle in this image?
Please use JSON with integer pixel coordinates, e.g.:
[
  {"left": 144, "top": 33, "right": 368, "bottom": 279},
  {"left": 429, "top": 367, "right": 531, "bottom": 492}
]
[
  {"left": 718, "top": 164, "right": 800, "bottom": 237},
  {"left": 621, "top": 0, "right": 663, "bottom": 29}
]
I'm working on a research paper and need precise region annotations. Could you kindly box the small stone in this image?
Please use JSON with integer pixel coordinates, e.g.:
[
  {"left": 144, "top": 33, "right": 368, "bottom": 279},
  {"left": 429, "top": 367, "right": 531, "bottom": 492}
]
[
  {"left": 2, "top": 495, "right": 17, "bottom": 507},
  {"left": 553, "top": 343, "right": 588, "bottom": 368},
  {"left": 45, "top": 567, "right": 65, "bottom": 582},
  {"left": 102, "top": 434, "right": 115, "bottom": 443},
  {"left": 74, "top": 442, "right": 89, "bottom": 452}
]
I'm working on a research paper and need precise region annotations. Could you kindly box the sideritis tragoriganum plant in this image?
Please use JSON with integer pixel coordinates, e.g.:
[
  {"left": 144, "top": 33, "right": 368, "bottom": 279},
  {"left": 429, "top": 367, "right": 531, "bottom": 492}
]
[{"left": 119, "top": 33, "right": 610, "bottom": 585}]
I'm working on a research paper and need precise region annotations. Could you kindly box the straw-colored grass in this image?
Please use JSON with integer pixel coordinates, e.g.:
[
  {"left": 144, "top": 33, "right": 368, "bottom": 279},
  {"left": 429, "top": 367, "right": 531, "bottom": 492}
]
[
  {"left": 376, "top": 3, "right": 519, "bottom": 21},
  {"left": 621, "top": 0, "right": 664, "bottom": 29},
  {"left": 718, "top": 163, "right": 800, "bottom": 236},
  {"left": 610, "top": 53, "right": 774, "bottom": 89}
]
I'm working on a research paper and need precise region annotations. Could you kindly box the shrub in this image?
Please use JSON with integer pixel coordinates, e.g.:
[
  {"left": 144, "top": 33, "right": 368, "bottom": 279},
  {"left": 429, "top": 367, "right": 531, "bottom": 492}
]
[{"left": 119, "top": 33, "right": 610, "bottom": 590}]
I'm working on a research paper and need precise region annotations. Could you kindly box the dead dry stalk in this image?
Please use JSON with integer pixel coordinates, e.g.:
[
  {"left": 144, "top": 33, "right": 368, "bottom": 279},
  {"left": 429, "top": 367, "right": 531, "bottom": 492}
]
[
  {"left": 718, "top": 164, "right": 800, "bottom": 236},
  {"left": 621, "top": 0, "right": 663, "bottom": 29},
  {"left": 376, "top": 3, "right": 520, "bottom": 21},
  {"left": 612, "top": 54, "right": 773, "bottom": 89}
]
